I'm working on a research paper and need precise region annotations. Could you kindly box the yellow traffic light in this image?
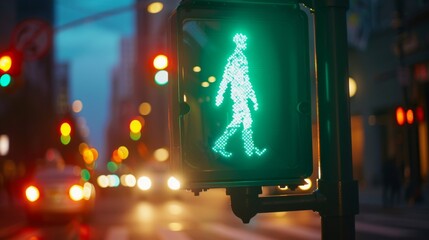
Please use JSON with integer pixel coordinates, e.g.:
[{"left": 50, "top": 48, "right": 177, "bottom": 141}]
[
  {"left": 129, "top": 119, "right": 143, "bottom": 133},
  {"left": 0, "top": 55, "right": 12, "bottom": 72},
  {"left": 60, "top": 122, "right": 72, "bottom": 136}
]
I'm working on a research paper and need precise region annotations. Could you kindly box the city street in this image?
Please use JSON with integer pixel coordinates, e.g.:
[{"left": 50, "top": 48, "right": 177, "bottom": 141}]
[{"left": 2, "top": 188, "right": 429, "bottom": 240}]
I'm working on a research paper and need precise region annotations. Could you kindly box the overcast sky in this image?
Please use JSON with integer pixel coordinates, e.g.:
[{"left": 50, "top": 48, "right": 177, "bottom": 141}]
[{"left": 54, "top": 0, "right": 135, "bottom": 163}]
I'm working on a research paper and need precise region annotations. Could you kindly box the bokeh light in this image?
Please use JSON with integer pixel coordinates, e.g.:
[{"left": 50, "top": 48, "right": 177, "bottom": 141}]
[
  {"left": 155, "top": 70, "right": 168, "bottom": 85},
  {"left": 60, "top": 122, "right": 71, "bottom": 136},
  {"left": 83, "top": 148, "right": 95, "bottom": 164},
  {"left": 97, "top": 175, "right": 109, "bottom": 188},
  {"left": 130, "top": 119, "right": 142, "bottom": 133},
  {"left": 0, "top": 55, "right": 12, "bottom": 72},
  {"left": 154, "top": 148, "right": 169, "bottom": 162},
  {"left": 167, "top": 176, "right": 181, "bottom": 190},
  {"left": 60, "top": 135, "right": 71, "bottom": 145},
  {"left": 118, "top": 146, "right": 129, "bottom": 160},
  {"left": 69, "top": 185, "right": 84, "bottom": 201},
  {"left": 107, "top": 161, "right": 118, "bottom": 172},
  {"left": 153, "top": 54, "right": 168, "bottom": 70},
  {"left": 0, "top": 134, "right": 9, "bottom": 156},
  {"left": 137, "top": 176, "right": 152, "bottom": 190},
  {"left": 81, "top": 169, "right": 91, "bottom": 181},
  {"left": 130, "top": 131, "right": 141, "bottom": 141},
  {"left": 0, "top": 74, "right": 11, "bottom": 87},
  {"left": 208, "top": 76, "right": 216, "bottom": 83},
  {"left": 25, "top": 186, "right": 40, "bottom": 202},
  {"left": 72, "top": 100, "right": 83, "bottom": 113},
  {"left": 108, "top": 174, "right": 120, "bottom": 187},
  {"left": 139, "top": 102, "right": 152, "bottom": 116},
  {"left": 349, "top": 77, "right": 357, "bottom": 97},
  {"left": 121, "top": 174, "right": 136, "bottom": 187},
  {"left": 147, "top": 2, "right": 163, "bottom": 14},
  {"left": 193, "top": 66, "right": 201, "bottom": 72}
]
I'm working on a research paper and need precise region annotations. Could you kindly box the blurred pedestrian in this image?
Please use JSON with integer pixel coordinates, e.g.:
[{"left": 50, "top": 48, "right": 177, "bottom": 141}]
[{"left": 382, "top": 158, "right": 402, "bottom": 207}]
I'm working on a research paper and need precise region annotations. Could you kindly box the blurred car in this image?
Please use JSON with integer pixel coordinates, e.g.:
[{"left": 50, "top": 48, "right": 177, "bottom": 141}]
[
  {"left": 134, "top": 163, "right": 181, "bottom": 199},
  {"left": 23, "top": 165, "right": 96, "bottom": 223}
]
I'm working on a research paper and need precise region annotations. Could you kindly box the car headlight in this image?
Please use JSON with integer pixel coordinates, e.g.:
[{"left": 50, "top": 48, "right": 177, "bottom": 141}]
[
  {"left": 83, "top": 182, "right": 93, "bottom": 200},
  {"left": 137, "top": 176, "right": 152, "bottom": 190},
  {"left": 167, "top": 176, "right": 181, "bottom": 191},
  {"left": 25, "top": 185, "right": 40, "bottom": 202},
  {"left": 69, "top": 185, "right": 84, "bottom": 201}
]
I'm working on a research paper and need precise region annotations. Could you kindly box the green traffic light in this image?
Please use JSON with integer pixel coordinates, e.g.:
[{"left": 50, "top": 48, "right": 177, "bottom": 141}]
[
  {"left": 0, "top": 74, "right": 11, "bottom": 87},
  {"left": 154, "top": 70, "right": 168, "bottom": 85}
]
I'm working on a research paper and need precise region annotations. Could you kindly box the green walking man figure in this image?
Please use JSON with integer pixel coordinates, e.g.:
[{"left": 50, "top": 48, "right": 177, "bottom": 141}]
[{"left": 212, "top": 33, "right": 266, "bottom": 158}]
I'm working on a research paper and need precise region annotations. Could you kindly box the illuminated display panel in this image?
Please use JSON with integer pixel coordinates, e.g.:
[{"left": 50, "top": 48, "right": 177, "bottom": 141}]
[{"left": 171, "top": 2, "right": 314, "bottom": 188}]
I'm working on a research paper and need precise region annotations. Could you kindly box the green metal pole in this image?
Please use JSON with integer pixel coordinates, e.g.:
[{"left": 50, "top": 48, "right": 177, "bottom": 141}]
[{"left": 314, "top": 0, "right": 359, "bottom": 239}]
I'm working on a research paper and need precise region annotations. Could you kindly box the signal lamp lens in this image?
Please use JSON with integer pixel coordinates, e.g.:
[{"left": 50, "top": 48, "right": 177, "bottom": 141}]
[
  {"left": 154, "top": 70, "right": 168, "bottom": 85},
  {"left": 60, "top": 122, "right": 72, "bottom": 136},
  {"left": 0, "top": 55, "right": 12, "bottom": 72},
  {"left": 0, "top": 74, "right": 11, "bottom": 87},
  {"left": 153, "top": 55, "right": 168, "bottom": 70}
]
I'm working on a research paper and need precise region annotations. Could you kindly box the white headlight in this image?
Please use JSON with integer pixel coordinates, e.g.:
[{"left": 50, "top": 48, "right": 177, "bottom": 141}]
[
  {"left": 167, "top": 176, "right": 181, "bottom": 190},
  {"left": 137, "top": 176, "right": 152, "bottom": 190}
]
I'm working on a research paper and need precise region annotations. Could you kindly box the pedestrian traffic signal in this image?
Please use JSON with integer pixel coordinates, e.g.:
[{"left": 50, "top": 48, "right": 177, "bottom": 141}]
[
  {"left": 169, "top": 0, "right": 314, "bottom": 191},
  {"left": 153, "top": 54, "right": 168, "bottom": 85}
]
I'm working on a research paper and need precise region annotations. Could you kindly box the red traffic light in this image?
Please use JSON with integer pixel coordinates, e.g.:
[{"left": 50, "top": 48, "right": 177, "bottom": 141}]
[{"left": 153, "top": 54, "right": 168, "bottom": 70}]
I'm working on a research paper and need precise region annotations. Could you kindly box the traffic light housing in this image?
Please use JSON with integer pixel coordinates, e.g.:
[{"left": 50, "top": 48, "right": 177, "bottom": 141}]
[
  {"left": 0, "top": 50, "right": 23, "bottom": 89},
  {"left": 169, "top": 0, "right": 314, "bottom": 191},
  {"left": 59, "top": 120, "right": 72, "bottom": 145},
  {"left": 153, "top": 54, "right": 169, "bottom": 85}
]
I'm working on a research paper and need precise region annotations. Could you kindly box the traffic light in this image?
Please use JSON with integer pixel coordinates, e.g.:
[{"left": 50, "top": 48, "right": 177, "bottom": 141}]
[
  {"left": 0, "top": 50, "right": 22, "bottom": 88},
  {"left": 129, "top": 117, "right": 144, "bottom": 141},
  {"left": 153, "top": 54, "right": 168, "bottom": 85},
  {"left": 59, "top": 120, "right": 72, "bottom": 145},
  {"left": 395, "top": 106, "right": 422, "bottom": 125},
  {"left": 169, "top": 0, "right": 313, "bottom": 191}
]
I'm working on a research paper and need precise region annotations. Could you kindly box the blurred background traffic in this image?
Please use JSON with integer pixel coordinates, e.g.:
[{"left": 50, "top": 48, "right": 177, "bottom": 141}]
[{"left": 1, "top": 0, "right": 429, "bottom": 239}]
